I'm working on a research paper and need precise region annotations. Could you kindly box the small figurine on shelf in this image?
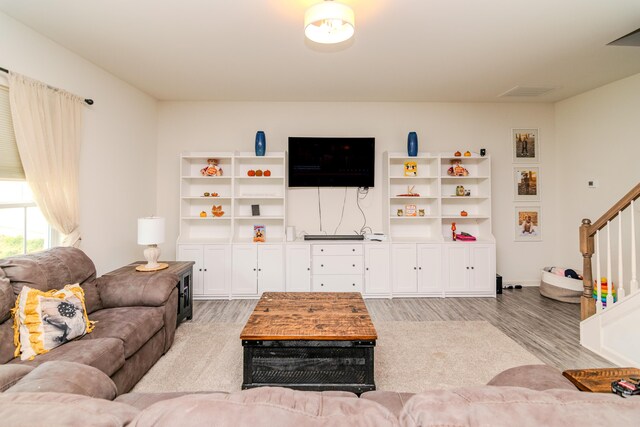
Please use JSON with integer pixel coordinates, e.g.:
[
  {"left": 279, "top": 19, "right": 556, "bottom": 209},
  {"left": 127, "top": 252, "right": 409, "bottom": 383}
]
[
  {"left": 264, "top": 169, "right": 271, "bottom": 177},
  {"left": 456, "top": 185, "right": 465, "bottom": 196},
  {"left": 460, "top": 210, "right": 468, "bottom": 217},
  {"left": 199, "top": 211, "right": 207, "bottom": 218},
  {"left": 418, "top": 209, "right": 425, "bottom": 217},
  {"left": 404, "top": 161, "right": 417, "bottom": 177},
  {"left": 454, "top": 151, "right": 462, "bottom": 157},
  {"left": 211, "top": 192, "right": 219, "bottom": 197},
  {"left": 255, "top": 169, "right": 263, "bottom": 177},
  {"left": 464, "top": 151, "right": 472, "bottom": 157},
  {"left": 247, "top": 169, "right": 256, "bottom": 176},
  {"left": 211, "top": 205, "right": 225, "bottom": 217},
  {"left": 397, "top": 185, "right": 420, "bottom": 197},
  {"left": 397, "top": 209, "right": 404, "bottom": 216},
  {"left": 203, "top": 192, "right": 210, "bottom": 197},
  {"left": 447, "top": 160, "right": 469, "bottom": 176},
  {"left": 451, "top": 222, "right": 457, "bottom": 241},
  {"left": 405, "top": 204, "right": 417, "bottom": 217},
  {"left": 201, "top": 159, "right": 223, "bottom": 176},
  {"left": 253, "top": 225, "right": 266, "bottom": 242}
]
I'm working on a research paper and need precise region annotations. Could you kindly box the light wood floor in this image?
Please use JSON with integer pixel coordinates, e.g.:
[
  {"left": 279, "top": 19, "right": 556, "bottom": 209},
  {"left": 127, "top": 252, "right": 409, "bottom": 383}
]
[{"left": 191, "top": 288, "right": 613, "bottom": 371}]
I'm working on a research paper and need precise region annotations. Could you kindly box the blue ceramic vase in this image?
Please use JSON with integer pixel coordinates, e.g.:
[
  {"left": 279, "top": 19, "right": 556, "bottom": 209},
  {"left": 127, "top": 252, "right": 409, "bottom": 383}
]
[
  {"left": 407, "top": 132, "right": 418, "bottom": 156},
  {"left": 255, "top": 131, "right": 266, "bottom": 156}
]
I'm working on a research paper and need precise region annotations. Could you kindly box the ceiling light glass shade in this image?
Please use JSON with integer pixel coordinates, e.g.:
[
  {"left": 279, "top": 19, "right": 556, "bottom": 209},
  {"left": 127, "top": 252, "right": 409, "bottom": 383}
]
[{"left": 304, "top": 1, "right": 355, "bottom": 44}]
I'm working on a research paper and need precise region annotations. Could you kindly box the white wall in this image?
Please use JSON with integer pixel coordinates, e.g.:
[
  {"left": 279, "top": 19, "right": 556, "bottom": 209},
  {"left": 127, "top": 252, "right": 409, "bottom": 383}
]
[
  {"left": 0, "top": 12, "right": 158, "bottom": 274},
  {"left": 157, "top": 101, "right": 556, "bottom": 284},
  {"left": 555, "top": 73, "right": 640, "bottom": 294}
]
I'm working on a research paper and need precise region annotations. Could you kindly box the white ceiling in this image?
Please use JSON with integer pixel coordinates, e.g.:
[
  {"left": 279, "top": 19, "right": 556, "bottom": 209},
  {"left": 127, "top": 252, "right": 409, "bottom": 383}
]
[{"left": 1, "top": 0, "right": 640, "bottom": 102}]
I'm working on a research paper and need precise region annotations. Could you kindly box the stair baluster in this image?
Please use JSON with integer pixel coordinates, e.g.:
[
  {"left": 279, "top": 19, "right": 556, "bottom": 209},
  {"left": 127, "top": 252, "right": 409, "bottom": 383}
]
[
  {"left": 595, "top": 231, "right": 603, "bottom": 313},
  {"left": 631, "top": 200, "right": 638, "bottom": 294}
]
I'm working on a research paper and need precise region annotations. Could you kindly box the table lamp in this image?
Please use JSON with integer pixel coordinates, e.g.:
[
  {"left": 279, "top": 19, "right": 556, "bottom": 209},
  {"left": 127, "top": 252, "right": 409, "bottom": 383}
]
[{"left": 137, "top": 217, "right": 166, "bottom": 271}]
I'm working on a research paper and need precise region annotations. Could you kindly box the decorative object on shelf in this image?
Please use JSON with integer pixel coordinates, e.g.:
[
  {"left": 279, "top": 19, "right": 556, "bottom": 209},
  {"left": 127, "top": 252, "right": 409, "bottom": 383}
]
[
  {"left": 397, "top": 209, "right": 403, "bottom": 216},
  {"left": 137, "top": 217, "right": 168, "bottom": 271},
  {"left": 304, "top": 0, "right": 355, "bottom": 44},
  {"left": 203, "top": 192, "right": 210, "bottom": 197},
  {"left": 211, "top": 205, "right": 225, "bottom": 217},
  {"left": 211, "top": 192, "right": 219, "bottom": 197},
  {"left": 264, "top": 169, "right": 271, "bottom": 177},
  {"left": 255, "top": 131, "right": 266, "bottom": 156},
  {"left": 407, "top": 132, "right": 418, "bottom": 157},
  {"left": 251, "top": 204, "right": 260, "bottom": 216},
  {"left": 455, "top": 232, "right": 477, "bottom": 241},
  {"left": 247, "top": 169, "right": 256, "bottom": 176},
  {"left": 454, "top": 151, "right": 462, "bottom": 157},
  {"left": 464, "top": 151, "right": 471, "bottom": 157},
  {"left": 513, "top": 167, "right": 540, "bottom": 201},
  {"left": 512, "top": 128, "right": 539, "bottom": 163},
  {"left": 456, "top": 185, "right": 465, "bottom": 197},
  {"left": 199, "top": 211, "right": 207, "bottom": 218},
  {"left": 464, "top": 189, "right": 471, "bottom": 196},
  {"left": 255, "top": 169, "right": 263, "bottom": 177},
  {"left": 253, "top": 225, "right": 266, "bottom": 242},
  {"left": 480, "top": 148, "right": 486, "bottom": 157},
  {"left": 418, "top": 209, "right": 425, "bottom": 217},
  {"left": 515, "top": 206, "right": 542, "bottom": 241},
  {"left": 447, "top": 160, "right": 469, "bottom": 176},
  {"left": 200, "top": 159, "right": 222, "bottom": 176},
  {"left": 397, "top": 185, "right": 420, "bottom": 197},
  {"left": 461, "top": 210, "right": 468, "bottom": 217},
  {"left": 451, "top": 222, "right": 457, "bottom": 241},
  {"left": 404, "top": 161, "right": 417, "bottom": 176},
  {"left": 405, "top": 204, "right": 417, "bottom": 217}
]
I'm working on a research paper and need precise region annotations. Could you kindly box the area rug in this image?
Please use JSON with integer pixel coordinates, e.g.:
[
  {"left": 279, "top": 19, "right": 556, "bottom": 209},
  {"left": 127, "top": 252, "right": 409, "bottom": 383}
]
[{"left": 132, "top": 321, "right": 542, "bottom": 393}]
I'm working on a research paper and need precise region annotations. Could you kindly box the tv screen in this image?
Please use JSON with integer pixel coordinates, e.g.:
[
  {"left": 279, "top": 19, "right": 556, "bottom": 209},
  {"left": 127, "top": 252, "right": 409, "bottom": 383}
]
[{"left": 288, "top": 137, "right": 375, "bottom": 188}]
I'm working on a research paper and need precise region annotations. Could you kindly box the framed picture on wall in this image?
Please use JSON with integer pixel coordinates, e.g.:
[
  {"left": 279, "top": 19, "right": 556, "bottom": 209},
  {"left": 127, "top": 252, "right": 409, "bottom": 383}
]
[
  {"left": 515, "top": 206, "right": 542, "bottom": 241},
  {"left": 513, "top": 167, "right": 540, "bottom": 201},
  {"left": 512, "top": 128, "right": 539, "bottom": 163}
]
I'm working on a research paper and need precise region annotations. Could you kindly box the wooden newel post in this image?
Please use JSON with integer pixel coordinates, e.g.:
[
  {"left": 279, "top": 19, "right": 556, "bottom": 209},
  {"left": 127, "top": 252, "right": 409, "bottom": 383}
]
[{"left": 580, "top": 218, "right": 595, "bottom": 320}]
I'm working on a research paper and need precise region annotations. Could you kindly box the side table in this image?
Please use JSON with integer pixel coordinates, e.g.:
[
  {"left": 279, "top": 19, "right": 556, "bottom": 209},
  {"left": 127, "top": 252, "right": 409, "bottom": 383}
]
[
  {"left": 104, "top": 261, "right": 195, "bottom": 325},
  {"left": 562, "top": 367, "right": 640, "bottom": 393}
]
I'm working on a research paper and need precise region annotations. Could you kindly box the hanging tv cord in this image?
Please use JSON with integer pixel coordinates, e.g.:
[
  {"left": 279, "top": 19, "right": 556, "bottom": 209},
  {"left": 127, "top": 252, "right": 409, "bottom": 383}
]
[
  {"left": 355, "top": 187, "right": 372, "bottom": 235},
  {"left": 333, "top": 187, "right": 348, "bottom": 235}
]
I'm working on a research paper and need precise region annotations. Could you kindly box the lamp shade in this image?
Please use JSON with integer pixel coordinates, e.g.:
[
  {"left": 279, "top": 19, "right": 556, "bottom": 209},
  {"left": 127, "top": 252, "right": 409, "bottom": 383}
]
[
  {"left": 137, "top": 217, "right": 165, "bottom": 245},
  {"left": 304, "top": 1, "right": 355, "bottom": 44}
]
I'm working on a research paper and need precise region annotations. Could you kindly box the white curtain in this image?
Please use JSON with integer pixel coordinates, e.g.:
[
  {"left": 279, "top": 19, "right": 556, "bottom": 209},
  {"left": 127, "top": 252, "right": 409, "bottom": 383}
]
[{"left": 8, "top": 72, "right": 84, "bottom": 247}]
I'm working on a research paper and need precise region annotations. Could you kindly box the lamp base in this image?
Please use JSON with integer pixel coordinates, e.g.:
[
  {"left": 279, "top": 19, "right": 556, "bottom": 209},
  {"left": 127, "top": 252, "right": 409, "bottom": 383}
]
[{"left": 136, "top": 262, "right": 169, "bottom": 272}]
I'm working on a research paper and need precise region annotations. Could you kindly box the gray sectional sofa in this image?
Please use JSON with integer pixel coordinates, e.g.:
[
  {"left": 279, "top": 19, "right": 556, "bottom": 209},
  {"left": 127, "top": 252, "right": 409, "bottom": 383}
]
[{"left": 0, "top": 247, "right": 179, "bottom": 394}]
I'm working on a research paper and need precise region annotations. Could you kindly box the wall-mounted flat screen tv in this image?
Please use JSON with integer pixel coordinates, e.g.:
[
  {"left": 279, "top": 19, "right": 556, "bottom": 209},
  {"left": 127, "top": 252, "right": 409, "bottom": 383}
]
[{"left": 288, "top": 137, "right": 375, "bottom": 188}]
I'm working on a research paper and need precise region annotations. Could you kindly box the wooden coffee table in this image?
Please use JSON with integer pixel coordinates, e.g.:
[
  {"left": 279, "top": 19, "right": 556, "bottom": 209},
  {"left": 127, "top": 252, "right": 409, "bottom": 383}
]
[
  {"left": 240, "top": 292, "right": 377, "bottom": 393},
  {"left": 563, "top": 367, "right": 640, "bottom": 393}
]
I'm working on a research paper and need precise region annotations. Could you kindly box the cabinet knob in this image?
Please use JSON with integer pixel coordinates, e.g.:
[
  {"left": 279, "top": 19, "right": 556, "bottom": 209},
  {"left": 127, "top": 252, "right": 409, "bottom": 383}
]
[
  {"left": 352, "top": 283, "right": 355, "bottom": 286},
  {"left": 199, "top": 268, "right": 202, "bottom": 272},
  {"left": 204, "top": 269, "right": 207, "bottom": 272},
  {"left": 352, "top": 249, "right": 355, "bottom": 252},
  {"left": 414, "top": 267, "right": 417, "bottom": 270},
  {"left": 253, "top": 268, "right": 257, "bottom": 271},
  {"left": 466, "top": 266, "right": 469, "bottom": 269},
  {"left": 418, "top": 267, "right": 422, "bottom": 270},
  {"left": 321, "top": 264, "right": 324, "bottom": 267},
  {"left": 352, "top": 264, "right": 355, "bottom": 267},
  {"left": 366, "top": 267, "right": 369, "bottom": 270},
  {"left": 307, "top": 268, "right": 310, "bottom": 271},
  {"left": 321, "top": 283, "right": 324, "bottom": 287},
  {"left": 471, "top": 266, "right": 475, "bottom": 270},
  {"left": 321, "top": 249, "right": 324, "bottom": 252}
]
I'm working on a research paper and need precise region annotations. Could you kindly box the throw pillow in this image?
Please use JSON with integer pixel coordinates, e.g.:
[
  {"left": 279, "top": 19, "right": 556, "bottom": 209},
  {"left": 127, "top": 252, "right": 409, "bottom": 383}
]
[{"left": 12, "top": 284, "right": 95, "bottom": 360}]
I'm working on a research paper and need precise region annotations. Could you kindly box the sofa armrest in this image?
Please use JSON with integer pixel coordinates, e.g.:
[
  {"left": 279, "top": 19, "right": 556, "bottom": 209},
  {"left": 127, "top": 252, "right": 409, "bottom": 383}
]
[{"left": 96, "top": 272, "right": 179, "bottom": 308}]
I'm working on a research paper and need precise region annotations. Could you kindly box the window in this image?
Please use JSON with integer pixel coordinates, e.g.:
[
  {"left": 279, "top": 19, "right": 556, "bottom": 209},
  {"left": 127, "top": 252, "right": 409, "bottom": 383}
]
[{"left": 0, "top": 84, "right": 54, "bottom": 257}]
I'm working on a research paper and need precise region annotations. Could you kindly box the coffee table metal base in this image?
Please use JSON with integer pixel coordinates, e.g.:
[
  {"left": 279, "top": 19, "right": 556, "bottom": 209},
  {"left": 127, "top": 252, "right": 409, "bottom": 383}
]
[{"left": 242, "top": 339, "right": 376, "bottom": 394}]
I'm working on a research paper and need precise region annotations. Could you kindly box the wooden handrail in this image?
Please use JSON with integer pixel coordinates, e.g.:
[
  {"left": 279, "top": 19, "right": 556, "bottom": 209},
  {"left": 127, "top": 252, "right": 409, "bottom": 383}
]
[
  {"left": 579, "top": 182, "right": 640, "bottom": 320},
  {"left": 587, "top": 183, "right": 640, "bottom": 236}
]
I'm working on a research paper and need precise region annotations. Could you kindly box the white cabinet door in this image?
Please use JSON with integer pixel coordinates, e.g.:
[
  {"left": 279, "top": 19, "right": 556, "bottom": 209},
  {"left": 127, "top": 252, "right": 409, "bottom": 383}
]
[
  {"left": 443, "top": 245, "right": 469, "bottom": 293},
  {"left": 202, "top": 245, "right": 231, "bottom": 296},
  {"left": 391, "top": 244, "right": 417, "bottom": 294},
  {"left": 469, "top": 244, "right": 494, "bottom": 294},
  {"left": 258, "top": 245, "right": 284, "bottom": 294},
  {"left": 364, "top": 244, "right": 390, "bottom": 296},
  {"left": 417, "top": 244, "right": 442, "bottom": 295},
  {"left": 232, "top": 244, "right": 258, "bottom": 295},
  {"left": 286, "top": 245, "right": 311, "bottom": 292},
  {"left": 177, "top": 244, "right": 204, "bottom": 296}
]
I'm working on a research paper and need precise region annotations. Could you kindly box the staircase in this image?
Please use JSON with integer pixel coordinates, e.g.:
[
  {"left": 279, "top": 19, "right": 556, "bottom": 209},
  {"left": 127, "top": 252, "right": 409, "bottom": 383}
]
[{"left": 579, "top": 183, "right": 640, "bottom": 367}]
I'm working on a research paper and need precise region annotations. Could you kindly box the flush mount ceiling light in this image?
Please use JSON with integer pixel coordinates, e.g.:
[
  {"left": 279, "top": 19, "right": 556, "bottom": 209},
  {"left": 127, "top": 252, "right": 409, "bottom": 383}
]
[{"left": 304, "top": 0, "right": 355, "bottom": 44}]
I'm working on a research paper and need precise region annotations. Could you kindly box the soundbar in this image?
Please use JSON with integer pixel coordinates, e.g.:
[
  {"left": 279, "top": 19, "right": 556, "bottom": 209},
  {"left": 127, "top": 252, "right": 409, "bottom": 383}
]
[{"left": 304, "top": 234, "right": 365, "bottom": 241}]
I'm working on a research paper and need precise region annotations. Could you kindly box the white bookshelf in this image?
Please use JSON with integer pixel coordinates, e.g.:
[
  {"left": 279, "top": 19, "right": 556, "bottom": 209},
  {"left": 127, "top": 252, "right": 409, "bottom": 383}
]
[{"left": 178, "top": 151, "right": 286, "bottom": 244}]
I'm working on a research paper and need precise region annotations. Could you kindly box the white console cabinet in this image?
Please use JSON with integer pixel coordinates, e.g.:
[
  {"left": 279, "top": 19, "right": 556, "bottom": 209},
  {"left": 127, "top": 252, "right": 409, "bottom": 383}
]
[
  {"left": 177, "top": 244, "right": 231, "bottom": 298},
  {"left": 442, "top": 243, "right": 495, "bottom": 296},
  {"left": 285, "top": 244, "right": 311, "bottom": 292},
  {"left": 232, "top": 244, "right": 284, "bottom": 297},
  {"left": 311, "top": 244, "right": 363, "bottom": 293},
  {"left": 391, "top": 243, "right": 443, "bottom": 296},
  {"left": 364, "top": 244, "right": 391, "bottom": 296}
]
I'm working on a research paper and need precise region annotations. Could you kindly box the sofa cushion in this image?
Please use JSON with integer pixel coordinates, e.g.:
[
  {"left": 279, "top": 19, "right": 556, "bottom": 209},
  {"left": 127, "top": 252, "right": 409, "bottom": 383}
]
[
  {"left": 486, "top": 364, "right": 577, "bottom": 391},
  {"left": 0, "top": 392, "right": 139, "bottom": 427},
  {"left": 361, "top": 391, "right": 416, "bottom": 418},
  {"left": 0, "top": 364, "right": 34, "bottom": 392},
  {"left": 7, "top": 361, "right": 117, "bottom": 400},
  {"left": 10, "top": 337, "right": 125, "bottom": 377},
  {"left": 0, "top": 271, "right": 12, "bottom": 323},
  {"left": 81, "top": 306, "right": 164, "bottom": 358},
  {"left": 129, "top": 387, "right": 398, "bottom": 427},
  {"left": 13, "top": 284, "right": 95, "bottom": 360},
  {"left": 399, "top": 386, "right": 640, "bottom": 427},
  {"left": 0, "top": 247, "right": 96, "bottom": 293}
]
